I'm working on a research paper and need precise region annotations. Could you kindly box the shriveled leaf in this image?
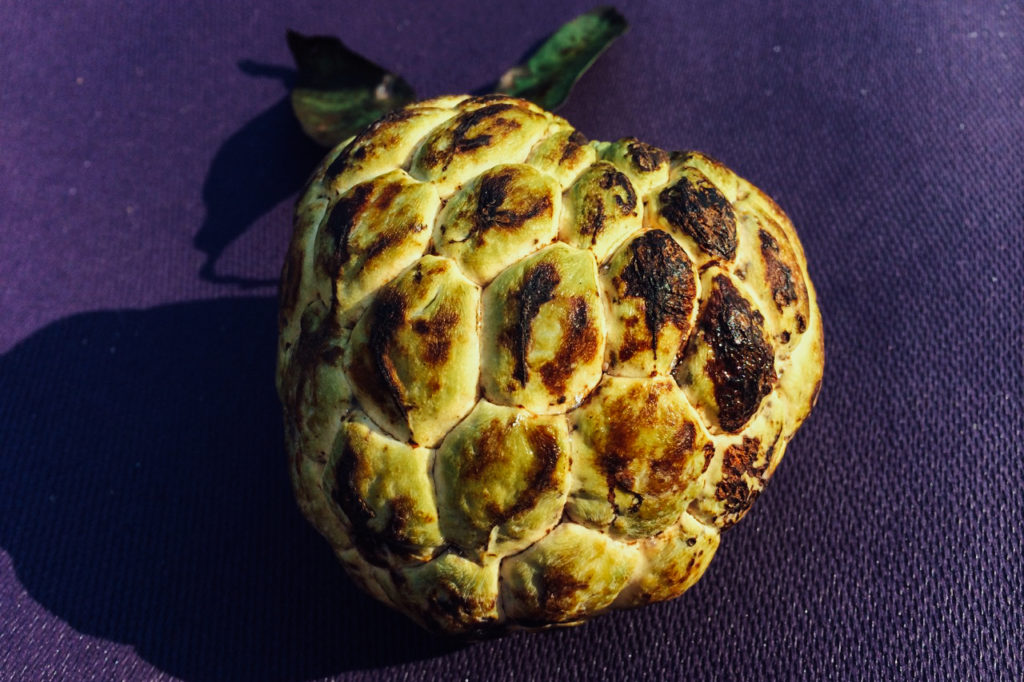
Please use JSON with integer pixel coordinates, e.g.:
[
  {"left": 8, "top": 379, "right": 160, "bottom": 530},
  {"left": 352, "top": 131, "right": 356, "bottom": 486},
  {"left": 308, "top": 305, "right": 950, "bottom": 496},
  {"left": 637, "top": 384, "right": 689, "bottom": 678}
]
[
  {"left": 287, "top": 30, "right": 415, "bottom": 147},
  {"left": 496, "top": 6, "right": 627, "bottom": 111}
]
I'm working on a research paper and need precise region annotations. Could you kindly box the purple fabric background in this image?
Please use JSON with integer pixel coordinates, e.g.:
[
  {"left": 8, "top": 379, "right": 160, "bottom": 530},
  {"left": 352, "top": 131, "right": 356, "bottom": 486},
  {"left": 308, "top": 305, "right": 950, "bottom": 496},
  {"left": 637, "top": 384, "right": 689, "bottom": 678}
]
[{"left": 2, "top": 1, "right": 1021, "bottom": 680}]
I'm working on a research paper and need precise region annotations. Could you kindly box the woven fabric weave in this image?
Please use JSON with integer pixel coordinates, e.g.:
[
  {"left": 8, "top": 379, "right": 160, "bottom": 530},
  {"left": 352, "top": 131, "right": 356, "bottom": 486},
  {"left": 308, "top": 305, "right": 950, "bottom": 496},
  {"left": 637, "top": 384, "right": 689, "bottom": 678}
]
[{"left": 1, "top": 1, "right": 1021, "bottom": 680}]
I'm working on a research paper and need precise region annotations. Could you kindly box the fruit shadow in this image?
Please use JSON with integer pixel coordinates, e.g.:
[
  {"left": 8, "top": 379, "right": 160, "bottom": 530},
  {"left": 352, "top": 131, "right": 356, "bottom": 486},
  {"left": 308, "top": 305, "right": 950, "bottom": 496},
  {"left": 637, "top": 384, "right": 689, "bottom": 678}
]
[
  {"left": 192, "top": 60, "right": 325, "bottom": 288},
  {"left": 0, "top": 298, "right": 464, "bottom": 680},
  {"left": 0, "top": 62, "right": 464, "bottom": 678}
]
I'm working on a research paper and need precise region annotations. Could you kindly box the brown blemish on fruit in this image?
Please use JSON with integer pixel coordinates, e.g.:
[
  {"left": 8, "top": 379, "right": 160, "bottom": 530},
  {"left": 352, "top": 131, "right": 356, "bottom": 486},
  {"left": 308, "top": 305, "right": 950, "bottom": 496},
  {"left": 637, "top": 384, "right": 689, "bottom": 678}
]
[
  {"left": 332, "top": 443, "right": 428, "bottom": 564},
  {"left": 331, "top": 442, "right": 377, "bottom": 557},
  {"left": 534, "top": 565, "right": 590, "bottom": 620},
  {"left": 701, "top": 442, "right": 715, "bottom": 473},
  {"left": 642, "top": 551, "right": 698, "bottom": 603},
  {"left": 412, "top": 304, "right": 460, "bottom": 365},
  {"left": 599, "top": 165, "right": 637, "bottom": 212},
  {"left": 758, "top": 229, "right": 797, "bottom": 311},
  {"left": 460, "top": 420, "right": 563, "bottom": 527},
  {"left": 659, "top": 170, "right": 737, "bottom": 260},
  {"left": 372, "top": 180, "right": 403, "bottom": 211},
  {"left": 504, "top": 426, "right": 563, "bottom": 518},
  {"left": 577, "top": 163, "right": 637, "bottom": 245},
  {"left": 323, "top": 183, "right": 373, "bottom": 271},
  {"left": 382, "top": 495, "right": 424, "bottom": 551},
  {"left": 616, "top": 329, "right": 648, "bottom": 364},
  {"left": 539, "top": 297, "right": 600, "bottom": 396},
  {"left": 464, "top": 94, "right": 518, "bottom": 106},
  {"left": 436, "top": 103, "right": 521, "bottom": 170},
  {"left": 423, "top": 575, "right": 497, "bottom": 633},
  {"left": 366, "top": 288, "right": 409, "bottom": 423},
  {"left": 721, "top": 436, "right": 763, "bottom": 478},
  {"left": 619, "top": 230, "right": 697, "bottom": 357},
  {"left": 460, "top": 419, "right": 505, "bottom": 482},
  {"left": 624, "top": 138, "right": 668, "bottom": 173},
  {"left": 646, "top": 422, "right": 697, "bottom": 495},
  {"left": 715, "top": 436, "right": 767, "bottom": 523},
  {"left": 471, "top": 168, "right": 552, "bottom": 238},
  {"left": 325, "top": 108, "right": 419, "bottom": 179},
  {"left": 715, "top": 478, "right": 758, "bottom": 520},
  {"left": 695, "top": 275, "right": 776, "bottom": 431},
  {"left": 511, "top": 262, "right": 560, "bottom": 385},
  {"left": 593, "top": 382, "right": 699, "bottom": 511},
  {"left": 560, "top": 130, "right": 589, "bottom": 164},
  {"left": 365, "top": 221, "right": 426, "bottom": 264}
]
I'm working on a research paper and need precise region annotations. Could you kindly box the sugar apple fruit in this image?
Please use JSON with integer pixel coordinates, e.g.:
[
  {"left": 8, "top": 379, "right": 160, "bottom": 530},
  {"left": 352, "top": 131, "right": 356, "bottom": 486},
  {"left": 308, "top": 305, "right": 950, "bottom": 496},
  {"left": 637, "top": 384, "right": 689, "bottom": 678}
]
[{"left": 277, "top": 94, "right": 824, "bottom": 635}]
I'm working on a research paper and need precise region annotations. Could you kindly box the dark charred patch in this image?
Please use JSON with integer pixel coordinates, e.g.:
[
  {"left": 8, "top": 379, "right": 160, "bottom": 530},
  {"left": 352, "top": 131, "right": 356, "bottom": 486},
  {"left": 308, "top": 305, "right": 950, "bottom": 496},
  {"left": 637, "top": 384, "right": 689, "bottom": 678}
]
[
  {"left": 464, "top": 94, "right": 517, "bottom": 106},
  {"left": 469, "top": 168, "right": 552, "bottom": 238},
  {"left": 442, "top": 103, "right": 520, "bottom": 169},
  {"left": 321, "top": 345, "right": 344, "bottom": 366},
  {"left": 332, "top": 445, "right": 429, "bottom": 564},
  {"left": 535, "top": 565, "right": 590, "bottom": 620},
  {"left": 659, "top": 170, "right": 737, "bottom": 260},
  {"left": 579, "top": 201, "right": 605, "bottom": 245},
  {"left": 624, "top": 138, "right": 669, "bottom": 173},
  {"left": 325, "top": 140, "right": 358, "bottom": 180},
  {"left": 702, "top": 442, "right": 715, "bottom": 473},
  {"left": 597, "top": 449, "right": 635, "bottom": 507},
  {"left": 330, "top": 442, "right": 381, "bottom": 561},
  {"left": 694, "top": 275, "right": 776, "bottom": 431},
  {"left": 559, "top": 130, "right": 589, "bottom": 164},
  {"left": 616, "top": 328, "right": 648, "bottom": 364},
  {"left": 646, "top": 422, "right": 697, "bottom": 495},
  {"left": 460, "top": 419, "right": 506, "bottom": 482},
  {"left": 796, "top": 314, "right": 807, "bottom": 333},
  {"left": 503, "top": 426, "right": 563, "bottom": 519},
  {"left": 362, "top": 221, "right": 426, "bottom": 263},
  {"left": 458, "top": 420, "right": 563, "bottom": 531},
  {"left": 714, "top": 436, "right": 769, "bottom": 525},
  {"left": 598, "top": 166, "right": 638, "bottom": 213},
  {"left": 575, "top": 163, "right": 637, "bottom": 245},
  {"left": 363, "top": 288, "right": 409, "bottom": 424},
  {"left": 324, "top": 108, "right": 418, "bottom": 179},
  {"left": 423, "top": 576, "right": 497, "bottom": 633},
  {"left": 511, "top": 262, "right": 560, "bottom": 385},
  {"left": 372, "top": 181, "right": 403, "bottom": 210},
  {"left": 381, "top": 496, "right": 425, "bottom": 553},
  {"left": 620, "top": 230, "right": 697, "bottom": 357},
  {"left": 593, "top": 384, "right": 698, "bottom": 513},
  {"left": 721, "top": 436, "right": 763, "bottom": 477},
  {"left": 596, "top": 385, "right": 656, "bottom": 498},
  {"left": 539, "top": 297, "right": 600, "bottom": 396},
  {"left": 715, "top": 478, "right": 759, "bottom": 517},
  {"left": 758, "top": 229, "right": 798, "bottom": 310},
  {"left": 412, "top": 303, "right": 460, "bottom": 365},
  {"left": 323, "top": 183, "right": 373, "bottom": 272}
]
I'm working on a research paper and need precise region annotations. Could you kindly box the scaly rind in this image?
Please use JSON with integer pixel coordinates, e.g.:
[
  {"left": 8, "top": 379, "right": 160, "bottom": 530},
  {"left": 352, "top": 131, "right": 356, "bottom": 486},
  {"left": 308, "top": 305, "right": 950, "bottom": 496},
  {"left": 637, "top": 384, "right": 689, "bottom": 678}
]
[{"left": 277, "top": 95, "right": 825, "bottom": 634}]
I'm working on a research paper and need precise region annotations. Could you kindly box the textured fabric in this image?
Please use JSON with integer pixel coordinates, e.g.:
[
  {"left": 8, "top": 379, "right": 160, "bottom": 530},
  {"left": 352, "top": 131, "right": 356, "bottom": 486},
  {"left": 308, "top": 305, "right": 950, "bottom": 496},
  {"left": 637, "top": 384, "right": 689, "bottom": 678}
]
[{"left": 1, "top": 1, "right": 1021, "bottom": 680}]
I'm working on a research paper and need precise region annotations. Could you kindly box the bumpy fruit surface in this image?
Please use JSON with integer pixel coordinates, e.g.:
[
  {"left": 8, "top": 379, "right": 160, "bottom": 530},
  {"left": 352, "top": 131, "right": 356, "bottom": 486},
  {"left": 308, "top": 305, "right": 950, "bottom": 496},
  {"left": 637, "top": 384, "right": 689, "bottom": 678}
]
[{"left": 277, "top": 95, "right": 824, "bottom": 635}]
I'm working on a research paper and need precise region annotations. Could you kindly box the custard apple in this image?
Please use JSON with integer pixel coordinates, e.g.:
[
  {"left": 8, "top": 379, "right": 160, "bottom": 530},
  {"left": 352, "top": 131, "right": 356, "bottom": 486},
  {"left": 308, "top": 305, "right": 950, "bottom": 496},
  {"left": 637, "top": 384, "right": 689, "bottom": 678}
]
[{"left": 277, "top": 94, "right": 824, "bottom": 635}]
